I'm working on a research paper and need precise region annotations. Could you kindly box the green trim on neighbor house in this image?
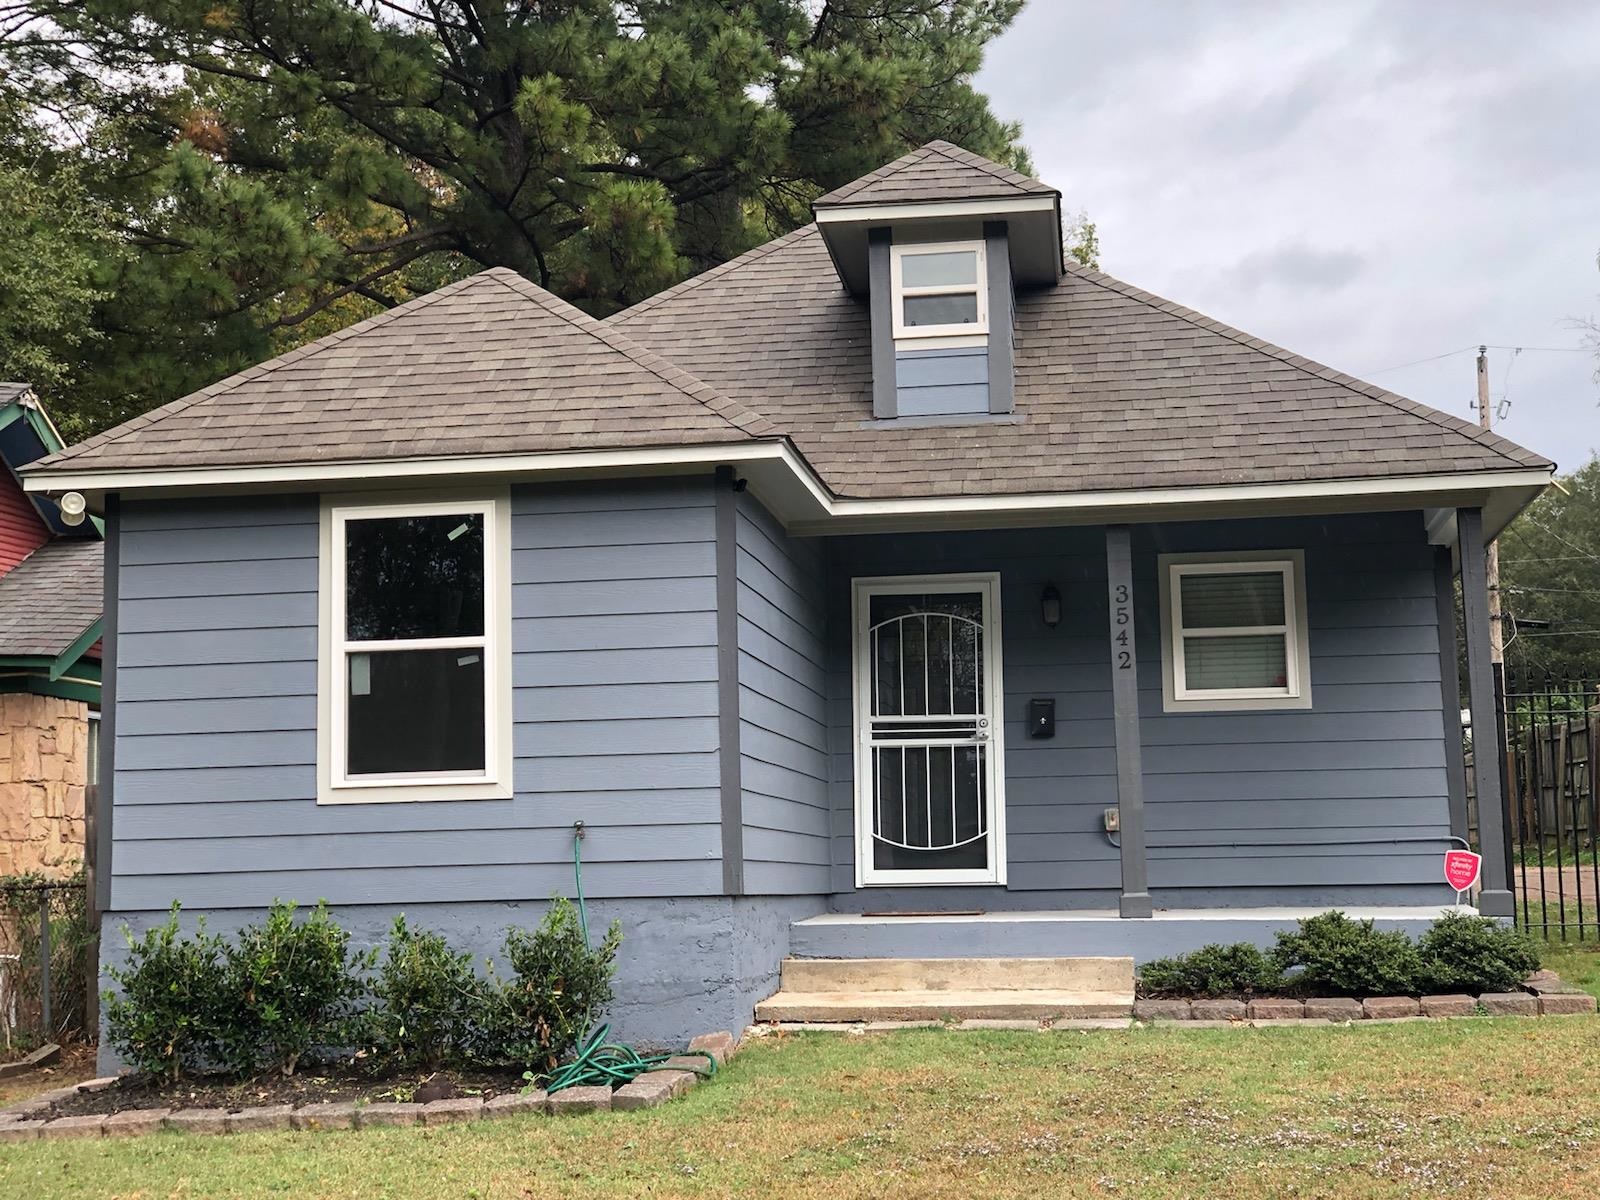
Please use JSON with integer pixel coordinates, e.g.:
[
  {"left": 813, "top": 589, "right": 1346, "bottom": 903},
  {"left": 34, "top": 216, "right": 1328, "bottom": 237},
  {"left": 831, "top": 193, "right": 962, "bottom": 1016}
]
[
  {"left": 0, "top": 616, "right": 102, "bottom": 705},
  {"left": 0, "top": 668, "right": 101, "bottom": 704},
  {"left": 50, "top": 616, "right": 103, "bottom": 682}
]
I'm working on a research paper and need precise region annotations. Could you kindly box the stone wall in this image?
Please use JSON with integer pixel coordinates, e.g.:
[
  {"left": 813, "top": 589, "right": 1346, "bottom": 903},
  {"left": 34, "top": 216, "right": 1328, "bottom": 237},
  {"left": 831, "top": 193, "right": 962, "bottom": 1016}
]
[{"left": 0, "top": 694, "right": 88, "bottom": 877}]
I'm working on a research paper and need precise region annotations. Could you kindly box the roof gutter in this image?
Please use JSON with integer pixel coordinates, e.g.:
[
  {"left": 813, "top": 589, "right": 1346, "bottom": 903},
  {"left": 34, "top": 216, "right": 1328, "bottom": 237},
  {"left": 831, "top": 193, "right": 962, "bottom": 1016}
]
[{"left": 24, "top": 442, "right": 1550, "bottom": 543}]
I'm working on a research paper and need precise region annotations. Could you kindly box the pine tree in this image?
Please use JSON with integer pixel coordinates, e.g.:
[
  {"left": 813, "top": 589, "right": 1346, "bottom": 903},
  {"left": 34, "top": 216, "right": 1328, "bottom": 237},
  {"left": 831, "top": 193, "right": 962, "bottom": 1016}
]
[{"left": 3, "top": 1, "right": 1035, "bottom": 436}]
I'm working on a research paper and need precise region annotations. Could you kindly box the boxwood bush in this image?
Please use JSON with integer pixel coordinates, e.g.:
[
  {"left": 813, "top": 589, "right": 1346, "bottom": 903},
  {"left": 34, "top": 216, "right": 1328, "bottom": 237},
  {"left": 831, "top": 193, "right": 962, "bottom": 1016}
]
[
  {"left": 1136, "top": 910, "right": 1542, "bottom": 1002},
  {"left": 477, "top": 897, "right": 622, "bottom": 1073},
  {"left": 105, "top": 903, "right": 230, "bottom": 1080},
  {"left": 1416, "top": 911, "right": 1540, "bottom": 994},
  {"left": 1271, "top": 910, "right": 1423, "bottom": 997},
  {"left": 1138, "top": 942, "right": 1283, "bottom": 998},
  {"left": 367, "top": 914, "right": 484, "bottom": 1071},
  {"left": 105, "top": 897, "right": 622, "bottom": 1081}
]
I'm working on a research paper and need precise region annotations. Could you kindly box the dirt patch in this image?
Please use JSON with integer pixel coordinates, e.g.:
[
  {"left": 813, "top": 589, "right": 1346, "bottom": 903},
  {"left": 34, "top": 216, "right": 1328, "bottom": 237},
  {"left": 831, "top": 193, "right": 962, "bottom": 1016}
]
[
  {"left": 0, "top": 1041, "right": 98, "bottom": 1106},
  {"left": 20, "top": 1060, "right": 534, "bottom": 1120}
]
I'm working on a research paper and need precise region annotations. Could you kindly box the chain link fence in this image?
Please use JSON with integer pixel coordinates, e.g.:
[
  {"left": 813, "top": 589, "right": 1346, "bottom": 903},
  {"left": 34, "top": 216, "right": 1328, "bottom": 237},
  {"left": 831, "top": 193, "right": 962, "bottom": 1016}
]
[{"left": 0, "top": 877, "right": 91, "bottom": 1053}]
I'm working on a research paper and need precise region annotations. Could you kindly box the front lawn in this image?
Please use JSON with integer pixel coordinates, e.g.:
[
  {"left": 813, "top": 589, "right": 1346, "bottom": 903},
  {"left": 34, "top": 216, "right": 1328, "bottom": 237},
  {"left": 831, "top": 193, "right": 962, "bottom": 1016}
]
[{"left": 4, "top": 1020, "right": 1600, "bottom": 1199}]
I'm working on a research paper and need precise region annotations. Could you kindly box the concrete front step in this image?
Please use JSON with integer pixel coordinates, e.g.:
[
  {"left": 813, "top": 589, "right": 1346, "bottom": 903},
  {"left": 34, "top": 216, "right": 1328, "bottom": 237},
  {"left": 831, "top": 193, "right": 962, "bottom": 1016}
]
[
  {"left": 755, "top": 988, "right": 1135, "bottom": 1023},
  {"left": 779, "top": 955, "right": 1134, "bottom": 994}
]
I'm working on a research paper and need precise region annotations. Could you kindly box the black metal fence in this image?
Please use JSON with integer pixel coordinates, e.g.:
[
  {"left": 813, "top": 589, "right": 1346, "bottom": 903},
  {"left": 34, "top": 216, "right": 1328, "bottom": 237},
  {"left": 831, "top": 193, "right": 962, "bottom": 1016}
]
[
  {"left": 1496, "top": 672, "right": 1600, "bottom": 939},
  {"left": 0, "top": 879, "right": 91, "bottom": 1052}
]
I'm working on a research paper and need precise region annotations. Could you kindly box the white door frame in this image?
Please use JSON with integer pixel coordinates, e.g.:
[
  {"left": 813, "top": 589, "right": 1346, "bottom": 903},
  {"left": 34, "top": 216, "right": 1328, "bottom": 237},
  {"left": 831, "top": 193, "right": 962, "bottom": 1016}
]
[{"left": 852, "top": 573, "right": 1007, "bottom": 887}]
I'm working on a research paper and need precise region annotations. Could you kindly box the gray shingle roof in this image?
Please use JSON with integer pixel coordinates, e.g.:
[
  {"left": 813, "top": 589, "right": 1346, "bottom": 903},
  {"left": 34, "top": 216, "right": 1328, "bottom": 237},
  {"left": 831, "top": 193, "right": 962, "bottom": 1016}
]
[
  {"left": 26, "top": 269, "right": 774, "bottom": 475},
  {"left": 0, "top": 383, "right": 32, "bottom": 407},
  {"left": 611, "top": 224, "right": 1549, "bottom": 498},
  {"left": 813, "top": 140, "right": 1056, "bottom": 208},
  {"left": 0, "top": 540, "right": 101, "bottom": 658},
  {"left": 19, "top": 142, "right": 1551, "bottom": 500}
]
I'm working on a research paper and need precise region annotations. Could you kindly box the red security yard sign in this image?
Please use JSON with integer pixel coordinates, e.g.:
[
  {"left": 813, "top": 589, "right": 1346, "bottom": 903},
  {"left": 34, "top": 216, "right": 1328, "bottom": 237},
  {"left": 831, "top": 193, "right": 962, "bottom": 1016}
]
[{"left": 1444, "top": 849, "right": 1482, "bottom": 897}]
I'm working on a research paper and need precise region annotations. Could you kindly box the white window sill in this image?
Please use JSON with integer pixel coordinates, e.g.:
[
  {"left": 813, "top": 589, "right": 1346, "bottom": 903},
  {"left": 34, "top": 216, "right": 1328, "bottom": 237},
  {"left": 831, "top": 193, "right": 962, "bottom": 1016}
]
[
  {"left": 316, "top": 779, "right": 514, "bottom": 805},
  {"left": 1161, "top": 693, "right": 1313, "bottom": 714}
]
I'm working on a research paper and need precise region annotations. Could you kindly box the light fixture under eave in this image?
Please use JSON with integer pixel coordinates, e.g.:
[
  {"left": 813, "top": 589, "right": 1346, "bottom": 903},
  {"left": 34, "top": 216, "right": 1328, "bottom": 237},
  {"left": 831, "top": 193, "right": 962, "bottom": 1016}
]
[
  {"left": 58, "top": 491, "right": 87, "bottom": 527},
  {"left": 1040, "top": 583, "right": 1062, "bottom": 629}
]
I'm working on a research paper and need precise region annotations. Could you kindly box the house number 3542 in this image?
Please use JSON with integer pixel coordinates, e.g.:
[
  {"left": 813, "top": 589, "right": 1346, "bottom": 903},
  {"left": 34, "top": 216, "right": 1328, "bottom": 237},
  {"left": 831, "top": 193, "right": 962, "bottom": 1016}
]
[{"left": 1113, "top": 583, "right": 1133, "bottom": 669}]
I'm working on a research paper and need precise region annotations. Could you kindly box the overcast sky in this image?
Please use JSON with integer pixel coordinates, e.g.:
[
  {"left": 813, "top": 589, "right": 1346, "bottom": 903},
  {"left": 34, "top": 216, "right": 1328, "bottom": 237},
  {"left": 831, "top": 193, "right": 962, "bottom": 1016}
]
[{"left": 977, "top": 0, "right": 1598, "bottom": 471}]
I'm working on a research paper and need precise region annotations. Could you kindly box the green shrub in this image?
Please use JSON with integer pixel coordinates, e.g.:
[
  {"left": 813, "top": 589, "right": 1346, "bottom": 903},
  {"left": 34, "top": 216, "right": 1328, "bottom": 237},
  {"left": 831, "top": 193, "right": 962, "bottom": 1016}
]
[
  {"left": 1272, "top": 910, "right": 1422, "bottom": 996},
  {"left": 104, "top": 903, "right": 229, "bottom": 1081},
  {"left": 219, "top": 901, "right": 371, "bottom": 1076},
  {"left": 368, "top": 914, "right": 483, "bottom": 1070},
  {"left": 478, "top": 897, "right": 621, "bottom": 1073},
  {"left": 1138, "top": 942, "right": 1283, "bottom": 998},
  {"left": 1417, "top": 912, "right": 1541, "bottom": 994}
]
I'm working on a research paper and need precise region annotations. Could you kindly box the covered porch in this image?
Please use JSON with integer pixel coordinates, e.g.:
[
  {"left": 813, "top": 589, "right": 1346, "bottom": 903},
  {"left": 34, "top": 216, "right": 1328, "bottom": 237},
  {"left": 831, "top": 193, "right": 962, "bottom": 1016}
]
[{"left": 748, "top": 498, "right": 1514, "bottom": 931}]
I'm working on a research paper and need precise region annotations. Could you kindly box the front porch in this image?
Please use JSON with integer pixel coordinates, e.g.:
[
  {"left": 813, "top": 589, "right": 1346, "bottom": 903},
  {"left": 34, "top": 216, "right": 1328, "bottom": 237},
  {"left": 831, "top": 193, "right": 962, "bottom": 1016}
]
[
  {"left": 774, "top": 502, "right": 1513, "bottom": 921},
  {"left": 786, "top": 905, "right": 1470, "bottom": 962}
]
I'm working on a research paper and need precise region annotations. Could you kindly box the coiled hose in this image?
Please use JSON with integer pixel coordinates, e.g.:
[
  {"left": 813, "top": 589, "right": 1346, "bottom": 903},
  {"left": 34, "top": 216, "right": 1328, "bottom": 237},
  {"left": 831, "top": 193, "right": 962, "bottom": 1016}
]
[{"left": 544, "top": 826, "right": 717, "bottom": 1094}]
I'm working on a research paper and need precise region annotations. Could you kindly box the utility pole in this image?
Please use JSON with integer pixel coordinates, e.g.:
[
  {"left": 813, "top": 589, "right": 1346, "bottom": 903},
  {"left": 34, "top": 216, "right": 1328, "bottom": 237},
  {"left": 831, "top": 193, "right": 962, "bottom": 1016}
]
[{"left": 1476, "top": 345, "right": 1504, "bottom": 664}]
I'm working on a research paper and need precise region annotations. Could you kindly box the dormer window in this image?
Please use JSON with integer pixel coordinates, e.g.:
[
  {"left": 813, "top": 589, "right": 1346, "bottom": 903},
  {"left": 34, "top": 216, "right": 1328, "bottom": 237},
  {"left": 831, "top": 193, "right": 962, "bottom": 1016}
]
[{"left": 890, "top": 241, "right": 988, "bottom": 339}]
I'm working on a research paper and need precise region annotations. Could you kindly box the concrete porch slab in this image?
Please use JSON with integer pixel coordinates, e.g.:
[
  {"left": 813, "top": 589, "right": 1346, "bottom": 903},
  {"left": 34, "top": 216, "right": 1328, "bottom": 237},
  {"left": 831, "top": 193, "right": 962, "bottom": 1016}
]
[{"left": 789, "top": 906, "right": 1467, "bottom": 963}]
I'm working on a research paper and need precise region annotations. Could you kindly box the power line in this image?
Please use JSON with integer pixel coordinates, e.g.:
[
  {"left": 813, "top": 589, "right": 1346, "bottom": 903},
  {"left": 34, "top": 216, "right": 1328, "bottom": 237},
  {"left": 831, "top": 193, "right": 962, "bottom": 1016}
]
[
  {"left": 1358, "top": 342, "right": 1589, "bottom": 378},
  {"left": 1359, "top": 346, "right": 1476, "bottom": 376},
  {"left": 1520, "top": 516, "right": 1600, "bottom": 564}
]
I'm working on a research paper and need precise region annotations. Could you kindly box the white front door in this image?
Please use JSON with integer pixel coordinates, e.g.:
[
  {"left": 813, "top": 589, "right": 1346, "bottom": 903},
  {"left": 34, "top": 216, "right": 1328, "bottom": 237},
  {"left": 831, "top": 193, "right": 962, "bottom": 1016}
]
[{"left": 852, "top": 574, "right": 1006, "bottom": 886}]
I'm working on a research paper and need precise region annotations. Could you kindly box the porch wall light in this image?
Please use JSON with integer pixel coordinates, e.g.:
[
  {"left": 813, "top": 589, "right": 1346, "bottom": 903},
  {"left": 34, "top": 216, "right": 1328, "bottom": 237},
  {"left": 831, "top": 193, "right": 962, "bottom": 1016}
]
[{"left": 1040, "top": 583, "right": 1062, "bottom": 629}]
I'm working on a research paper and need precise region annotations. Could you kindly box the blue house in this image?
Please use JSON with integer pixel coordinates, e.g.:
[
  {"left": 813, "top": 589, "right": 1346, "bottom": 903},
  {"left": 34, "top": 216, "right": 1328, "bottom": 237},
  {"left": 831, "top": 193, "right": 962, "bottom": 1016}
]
[{"left": 24, "top": 143, "right": 1551, "bottom": 1046}]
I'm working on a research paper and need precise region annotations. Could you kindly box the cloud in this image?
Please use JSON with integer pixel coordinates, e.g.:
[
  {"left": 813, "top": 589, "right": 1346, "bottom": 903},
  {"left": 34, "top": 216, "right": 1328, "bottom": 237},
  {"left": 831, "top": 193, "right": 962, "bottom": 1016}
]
[
  {"left": 1222, "top": 244, "right": 1367, "bottom": 296},
  {"left": 977, "top": 0, "right": 1600, "bottom": 463}
]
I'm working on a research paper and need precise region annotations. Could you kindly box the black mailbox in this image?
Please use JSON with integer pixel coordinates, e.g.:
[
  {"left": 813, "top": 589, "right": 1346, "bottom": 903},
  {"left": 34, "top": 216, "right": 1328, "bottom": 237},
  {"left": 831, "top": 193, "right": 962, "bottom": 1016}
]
[{"left": 1028, "top": 698, "right": 1055, "bottom": 739}]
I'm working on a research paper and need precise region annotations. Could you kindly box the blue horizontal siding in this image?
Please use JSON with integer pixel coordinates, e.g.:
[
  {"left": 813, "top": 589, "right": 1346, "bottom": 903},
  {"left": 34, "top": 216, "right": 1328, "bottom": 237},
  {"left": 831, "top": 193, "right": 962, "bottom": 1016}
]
[
  {"left": 895, "top": 347, "right": 989, "bottom": 416},
  {"left": 825, "top": 512, "right": 1454, "bottom": 899},
  {"left": 111, "top": 478, "right": 726, "bottom": 911},
  {"left": 735, "top": 492, "right": 831, "bottom": 895}
]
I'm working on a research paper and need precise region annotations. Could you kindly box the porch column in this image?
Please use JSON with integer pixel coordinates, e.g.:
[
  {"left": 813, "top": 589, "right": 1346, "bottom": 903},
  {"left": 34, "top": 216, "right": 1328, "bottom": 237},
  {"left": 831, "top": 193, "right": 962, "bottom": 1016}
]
[
  {"left": 1458, "top": 507, "right": 1513, "bottom": 917},
  {"left": 1105, "top": 525, "right": 1152, "bottom": 918}
]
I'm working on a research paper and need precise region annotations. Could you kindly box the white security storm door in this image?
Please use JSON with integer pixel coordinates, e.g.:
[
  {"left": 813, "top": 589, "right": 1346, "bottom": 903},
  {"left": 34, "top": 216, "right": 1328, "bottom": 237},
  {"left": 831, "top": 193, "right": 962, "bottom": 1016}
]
[{"left": 853, "top": 575, "right": 1006, "bottom": 886}]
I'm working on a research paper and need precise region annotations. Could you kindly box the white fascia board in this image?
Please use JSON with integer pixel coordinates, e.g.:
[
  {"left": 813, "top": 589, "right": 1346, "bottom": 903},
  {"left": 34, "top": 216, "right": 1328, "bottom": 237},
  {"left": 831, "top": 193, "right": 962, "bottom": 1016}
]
[
  {"left": 813, "top": 195, "right": 1057, "bottom": 225},
  {"left": 25, "top": 440, "right": 1549, "bottom": 538},
  {"left": 24, "top": 439, "right": 820, "bottom": 498},
  {"left": 791, "top": 468, "right": 1552, "bottom": 535}
]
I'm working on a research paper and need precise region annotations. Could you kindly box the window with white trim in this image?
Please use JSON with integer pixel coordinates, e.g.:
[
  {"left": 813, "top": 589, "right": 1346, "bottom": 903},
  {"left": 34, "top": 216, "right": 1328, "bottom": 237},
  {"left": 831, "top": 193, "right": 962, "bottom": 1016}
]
[
  {"left": 890, "top": 241, "right": 988, "bottom": 339},
  {"left": 1159, "top": 551, "right": 1312, "bottom": 712},
  {"left": 319, "top": 495, "right": 512, "bottom": 803}
]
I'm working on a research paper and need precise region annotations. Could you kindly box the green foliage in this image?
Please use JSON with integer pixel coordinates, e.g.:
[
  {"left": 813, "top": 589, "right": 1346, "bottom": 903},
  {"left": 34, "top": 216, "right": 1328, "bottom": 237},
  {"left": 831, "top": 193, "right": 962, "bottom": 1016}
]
[
  {"left": 0, "top": 152, "right": 115, "bottom": 417},
  {"left": 1137, "top": 943, "right": 1283, "bottom": 999},
  {"left": 219, "top": 901, "right": 372, "bottom": 1077},
  {"left": 479, "top": 898, "right": 621, "bottom": 1075},
  {"left": 367, "top": 914, "right": 482, "bottom": 1072},
  {"left": 104, "top": 903, "right": 229, "bottom": 1081},
  {"left": 1417, "top": 912, "right": 1541, "bottom": 994},
  {"left": 1498, "top": 454, "right": 1600, "bottom": 679},
  {"left": 0, "top": 872, "right": 92, "bottom": 1048},
  {"left": 103, "top": 898, "right": 624, "bottom": 1080},
  {"left": 4, "top": 1, "right": 1041, "bottom": 438},
  {"left": 1271, "top": 911, "right": 1423, "bottom": 997}
]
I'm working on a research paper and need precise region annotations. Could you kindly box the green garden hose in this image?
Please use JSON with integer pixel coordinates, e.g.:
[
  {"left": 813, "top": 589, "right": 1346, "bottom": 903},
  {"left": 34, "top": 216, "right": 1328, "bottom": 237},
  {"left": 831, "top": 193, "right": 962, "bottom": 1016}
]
[{"left": 543, "top": 825, "right": 717, "bottom": 1095}]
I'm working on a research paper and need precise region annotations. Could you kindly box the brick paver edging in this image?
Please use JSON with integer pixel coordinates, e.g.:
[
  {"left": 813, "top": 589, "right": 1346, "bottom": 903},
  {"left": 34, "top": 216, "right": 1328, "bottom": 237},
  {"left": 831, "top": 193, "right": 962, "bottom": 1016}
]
[
  {"left": 0, "top": 1030, "right": 737, "bottom": 1142},
  {"left": 1130, "top": 987, "right": 1595, "bottom": 1024}
]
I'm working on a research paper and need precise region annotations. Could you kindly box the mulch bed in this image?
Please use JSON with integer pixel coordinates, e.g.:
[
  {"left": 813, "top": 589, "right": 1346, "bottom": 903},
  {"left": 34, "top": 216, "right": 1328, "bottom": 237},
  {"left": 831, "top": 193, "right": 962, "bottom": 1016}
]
[{"left": 36, "top": 1062, "right": 530, "bottom": 1120}]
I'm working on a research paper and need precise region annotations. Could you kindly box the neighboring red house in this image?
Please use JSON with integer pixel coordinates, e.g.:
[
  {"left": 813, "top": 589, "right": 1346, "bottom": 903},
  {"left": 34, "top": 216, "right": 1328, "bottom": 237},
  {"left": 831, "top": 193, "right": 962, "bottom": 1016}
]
[{"left": 0, "top": 384, "right": 102, "bottom": 878}]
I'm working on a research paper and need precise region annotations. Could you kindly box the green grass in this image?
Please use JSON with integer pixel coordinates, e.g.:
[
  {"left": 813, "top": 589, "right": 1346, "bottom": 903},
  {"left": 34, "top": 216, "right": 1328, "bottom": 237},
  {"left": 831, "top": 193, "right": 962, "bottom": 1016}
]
[
  {"left": 1539, "top": 939, "right": 1600, "bottom": 998},
  {"left": 5, "top": 1021, "right": 1600, "bottom": 1199}
]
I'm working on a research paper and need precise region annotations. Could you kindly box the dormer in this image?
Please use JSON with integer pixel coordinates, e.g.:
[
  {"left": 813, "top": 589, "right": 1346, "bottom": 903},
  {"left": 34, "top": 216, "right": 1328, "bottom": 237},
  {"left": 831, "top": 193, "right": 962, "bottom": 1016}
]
[{"left": 813, "top": 141, "right": 1063, "bottom": 420}]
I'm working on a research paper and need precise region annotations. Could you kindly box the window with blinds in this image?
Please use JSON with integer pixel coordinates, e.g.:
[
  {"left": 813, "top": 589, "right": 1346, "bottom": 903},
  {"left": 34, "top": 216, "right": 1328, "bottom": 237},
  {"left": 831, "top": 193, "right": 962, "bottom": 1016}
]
[{"left": 1160, "top": 554, "right": 1311, "bottom": 711}]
